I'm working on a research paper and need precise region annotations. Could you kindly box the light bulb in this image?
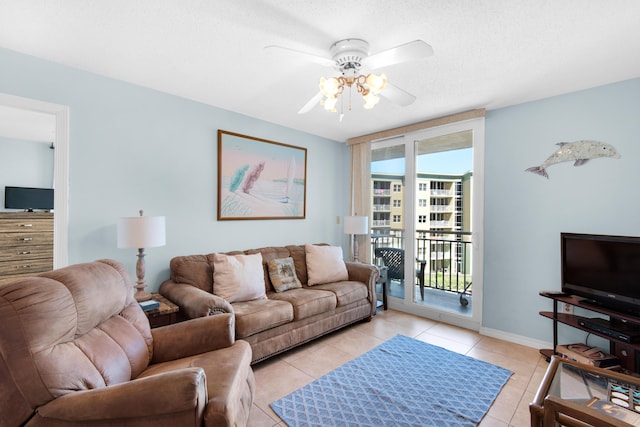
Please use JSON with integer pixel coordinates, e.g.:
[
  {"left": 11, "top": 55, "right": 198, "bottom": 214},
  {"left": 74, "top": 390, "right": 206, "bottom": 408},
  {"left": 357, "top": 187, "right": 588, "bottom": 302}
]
[
  {"left": 319, "top": 77, "right": 340, "bottom": 97},
  {"left": 321, "top": 95, "right": 338, "bottom": 112},
  {"left": 366, "top": 73, "right": 387, "bottom": 94},
  {"left": 363, "top": 92, "right": 379, "bottom": 109}
]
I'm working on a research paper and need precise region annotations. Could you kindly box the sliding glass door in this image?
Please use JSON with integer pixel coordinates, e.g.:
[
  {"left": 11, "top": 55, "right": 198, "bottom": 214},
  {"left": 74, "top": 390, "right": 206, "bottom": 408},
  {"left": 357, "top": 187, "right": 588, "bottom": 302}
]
[{"left": 370, "top": 118, "right": 484, "bottom": 330}]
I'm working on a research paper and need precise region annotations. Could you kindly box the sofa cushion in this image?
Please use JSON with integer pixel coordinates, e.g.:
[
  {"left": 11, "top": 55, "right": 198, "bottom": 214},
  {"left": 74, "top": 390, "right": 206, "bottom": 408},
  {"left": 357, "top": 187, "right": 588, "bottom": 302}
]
[
  {"left": 232, "top": 299, "right": 294, "bottom": 339},
  {"left": 0, "top": 260, "right": 152, "bottom": 415},
  {"left": 310, "top": 281, "right": 369, "bottom": 307},
  {"left": 170, "top": 254, "right": 213, "bottom": 292},
  {"left": 305, "top": 244, "right": 349, "bottom": 285},
  {"left": 246, "top": 246, "right": 292, "bottom": 292},
  {"left": 267, "top": 257, "right": 302, "bottom": 292},
  {"left": 213, "top": 253, "right": 266, "bottom": 303},
  {"left": 268, "top": 288, "right": 337, "bottom": 320},
  {"left": 285, "top": 245, "right": 309, "bottom": 285}
]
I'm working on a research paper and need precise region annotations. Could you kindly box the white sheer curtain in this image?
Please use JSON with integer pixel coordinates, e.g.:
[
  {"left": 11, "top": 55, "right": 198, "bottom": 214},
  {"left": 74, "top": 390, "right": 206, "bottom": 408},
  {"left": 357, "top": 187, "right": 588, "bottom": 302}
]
[{"left": 349, "top": 141, "right": 372, "bottom": 264}]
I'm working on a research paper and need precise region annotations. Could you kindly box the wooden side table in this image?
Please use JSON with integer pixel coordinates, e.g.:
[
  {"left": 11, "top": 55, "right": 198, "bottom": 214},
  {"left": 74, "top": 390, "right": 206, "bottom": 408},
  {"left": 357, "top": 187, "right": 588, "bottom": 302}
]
[{"left": 142, "top": 293, "right": 179, "bottom": 328}]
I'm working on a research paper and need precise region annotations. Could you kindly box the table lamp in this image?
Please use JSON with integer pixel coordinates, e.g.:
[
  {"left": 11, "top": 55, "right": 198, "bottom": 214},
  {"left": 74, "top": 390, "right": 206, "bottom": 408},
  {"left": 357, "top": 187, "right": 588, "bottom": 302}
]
[
  {"left": 344, "top": 215, "right": 369, "bottom": 262},
  {"left": 117, "top": 210, "right": 166, "bottom": 302}
]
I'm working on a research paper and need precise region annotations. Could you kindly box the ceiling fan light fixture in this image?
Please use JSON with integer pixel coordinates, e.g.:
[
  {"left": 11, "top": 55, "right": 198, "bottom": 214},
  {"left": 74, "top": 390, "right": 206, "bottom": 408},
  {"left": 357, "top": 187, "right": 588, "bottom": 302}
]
[
  {"left": 318, "top": 71, "right": 387, "bottom": 113},
  {"left": 366, "top": 73, "right": 387, "bottom": 95},
  {"left": 362, "top": 92, "right": 380, "bottom": 109},
  {"left": 319, "top": 77, "right": 341, "bottom": 97},
  {"left": 321, "top": 95, "right": 338, "bottom": 112}
]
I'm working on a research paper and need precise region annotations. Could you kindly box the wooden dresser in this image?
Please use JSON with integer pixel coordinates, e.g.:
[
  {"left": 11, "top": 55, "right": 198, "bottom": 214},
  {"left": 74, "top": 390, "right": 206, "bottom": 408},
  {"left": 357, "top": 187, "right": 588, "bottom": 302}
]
[{"left": 0, "top": 212, "right": 54, "bottom": 283}]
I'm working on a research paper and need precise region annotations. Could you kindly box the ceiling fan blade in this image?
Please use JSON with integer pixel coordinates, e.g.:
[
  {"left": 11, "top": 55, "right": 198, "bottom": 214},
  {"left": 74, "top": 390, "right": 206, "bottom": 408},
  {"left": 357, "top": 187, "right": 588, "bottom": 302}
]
[
  {"left": 298, "top": 91, "right": 323, "bottom": 114},
  {"left": 381, "top": 83, "right": 416, "bottom": 107},
  {"left": 265, "top": 45, "right": 335, "bottom": 68},
  {"left": 364, "top": 40, "right": 434, "bottom": 70}
]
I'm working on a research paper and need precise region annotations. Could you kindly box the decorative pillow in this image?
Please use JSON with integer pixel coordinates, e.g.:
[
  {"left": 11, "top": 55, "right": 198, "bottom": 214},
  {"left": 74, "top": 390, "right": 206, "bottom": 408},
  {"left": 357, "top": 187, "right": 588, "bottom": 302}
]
[
  {"left": 305, "top": 244, "right": 349, "bottom": 286},
  {"left": 267, "top": 257, "right": 302, "bottom": 292},
  {"left": 212, "top": 252, "right": 267, "bottom": 303}
]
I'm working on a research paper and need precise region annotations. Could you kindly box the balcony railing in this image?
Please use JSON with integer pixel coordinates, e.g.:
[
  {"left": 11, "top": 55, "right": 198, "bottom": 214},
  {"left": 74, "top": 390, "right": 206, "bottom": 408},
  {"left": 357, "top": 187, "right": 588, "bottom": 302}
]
[
  {"left": 371, "top": 229, "right": 472, "bottom": 296},
  {"left": 373, "top": 204, "right": 391, "bottom": 211},
  {"left": 429, "top": 220, "right": 450, "bottom": 227}
]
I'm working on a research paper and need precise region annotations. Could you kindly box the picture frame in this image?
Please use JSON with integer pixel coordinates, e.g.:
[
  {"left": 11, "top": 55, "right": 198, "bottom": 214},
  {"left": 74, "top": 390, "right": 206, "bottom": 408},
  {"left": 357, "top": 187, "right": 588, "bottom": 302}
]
[{"left": 217, "top": 130, "right": 307, "bottom": 220}]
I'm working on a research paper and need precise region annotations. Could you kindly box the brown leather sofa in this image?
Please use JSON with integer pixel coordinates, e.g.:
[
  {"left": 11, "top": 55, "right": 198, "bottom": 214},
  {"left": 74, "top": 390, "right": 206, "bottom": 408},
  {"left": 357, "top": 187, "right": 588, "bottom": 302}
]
[
  {"left": 0, "top": 259, "right": 254, "bottom": 427},
  {"left": 159, "top": 244, "right": 379, "bottom": 364}
]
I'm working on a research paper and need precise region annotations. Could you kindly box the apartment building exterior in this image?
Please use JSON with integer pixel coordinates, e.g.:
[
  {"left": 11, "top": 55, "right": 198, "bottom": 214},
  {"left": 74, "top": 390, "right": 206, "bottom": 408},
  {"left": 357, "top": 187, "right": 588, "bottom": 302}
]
[{"left": 371, "top": 172, "right": 472, "bottom": 274}]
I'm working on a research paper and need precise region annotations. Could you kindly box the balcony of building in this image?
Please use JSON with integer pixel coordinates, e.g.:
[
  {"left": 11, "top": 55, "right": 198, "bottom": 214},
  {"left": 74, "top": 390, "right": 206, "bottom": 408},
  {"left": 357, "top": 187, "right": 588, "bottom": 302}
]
[
  {"left": 371, "top": 230, "right": 472, "bottom": 314},
  {"left": 430, "top": 189, "right": 453, "bottom": 197},
  {"left": 429, "top": 220, "right": 450, "bottom": 228},
  {"left": 372, "top": 204, "right": 391, "bottom": 212}
]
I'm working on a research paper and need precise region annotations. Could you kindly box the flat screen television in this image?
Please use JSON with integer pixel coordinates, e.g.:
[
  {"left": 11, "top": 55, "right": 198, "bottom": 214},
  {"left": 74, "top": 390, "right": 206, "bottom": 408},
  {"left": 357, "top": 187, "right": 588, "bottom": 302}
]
[
  {"left": 561, "top": 232, "right": 640, "bottom": 316},
  {"left": 4, "top": 186, "right": 54, "bottom": 211}
]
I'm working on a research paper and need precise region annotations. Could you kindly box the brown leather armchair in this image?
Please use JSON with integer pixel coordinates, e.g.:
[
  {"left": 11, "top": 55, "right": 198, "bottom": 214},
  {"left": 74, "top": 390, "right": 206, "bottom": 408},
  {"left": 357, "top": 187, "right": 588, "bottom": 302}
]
[{"left": 0, "top": 259, "right": 254, "bottom": 427}]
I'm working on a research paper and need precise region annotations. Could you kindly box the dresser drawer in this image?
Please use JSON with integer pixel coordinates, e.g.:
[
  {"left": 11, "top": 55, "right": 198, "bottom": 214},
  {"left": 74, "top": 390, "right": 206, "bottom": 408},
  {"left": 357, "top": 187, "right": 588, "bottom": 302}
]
[
  {"left": 0, "top": 212, "right": 54, "bottom": 283},
  {"left": 0, "top": 246, "right": 53, "bottom": 262},
  {"left": 0, "top": 219, "right": 53, "bottom": 233},
  {"left": 0, "top": 231, "right": 53, "bottom": 247},
  {"left": 0, "top": 259, "right": 53, "bottom": 277}
]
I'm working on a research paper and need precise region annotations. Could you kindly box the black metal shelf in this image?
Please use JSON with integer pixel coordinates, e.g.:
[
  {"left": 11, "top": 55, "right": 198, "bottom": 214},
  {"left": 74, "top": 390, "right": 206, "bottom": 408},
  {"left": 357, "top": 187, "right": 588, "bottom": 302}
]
[{"left": 539, "top": 291, "right": 640, "bottom": 373}]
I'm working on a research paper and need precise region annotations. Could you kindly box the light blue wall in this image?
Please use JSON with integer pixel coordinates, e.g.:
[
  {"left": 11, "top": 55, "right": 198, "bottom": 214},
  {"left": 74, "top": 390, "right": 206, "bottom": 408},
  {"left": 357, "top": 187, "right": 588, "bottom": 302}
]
[
  {"left": 484, "top": 78, "right": 640, "bottom": 344},
  {"left": 0, "top": 47, "right": 350, "bottom": 289},
  {"left": 0, "top": 137, "right": 55, "bottom": 211}
]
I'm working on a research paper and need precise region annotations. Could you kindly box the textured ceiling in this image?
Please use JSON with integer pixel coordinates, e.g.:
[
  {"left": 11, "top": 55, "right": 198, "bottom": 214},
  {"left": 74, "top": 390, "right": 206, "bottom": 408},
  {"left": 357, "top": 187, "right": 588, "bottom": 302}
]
[{"left": 1, "top": 0, "right": 639, "bottom": 142}]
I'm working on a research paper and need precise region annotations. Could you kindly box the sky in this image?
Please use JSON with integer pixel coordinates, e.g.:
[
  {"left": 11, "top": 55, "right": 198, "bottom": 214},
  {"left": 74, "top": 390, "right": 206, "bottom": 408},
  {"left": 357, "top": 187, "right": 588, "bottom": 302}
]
[{"left": 371, "top": 147, "right": 473, "bottom": 175}]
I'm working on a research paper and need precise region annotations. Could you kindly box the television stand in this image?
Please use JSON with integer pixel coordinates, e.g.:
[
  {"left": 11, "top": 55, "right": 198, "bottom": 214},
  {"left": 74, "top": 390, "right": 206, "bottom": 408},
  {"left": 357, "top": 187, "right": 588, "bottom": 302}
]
[{"left": 539, "top": 291, "right": 640, "bottom": 373}]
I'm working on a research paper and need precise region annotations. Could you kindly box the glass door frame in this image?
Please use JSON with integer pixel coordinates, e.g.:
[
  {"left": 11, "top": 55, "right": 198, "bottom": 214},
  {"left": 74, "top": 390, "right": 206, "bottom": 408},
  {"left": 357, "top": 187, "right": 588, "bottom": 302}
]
[{"left": 372, "top": 118, "right": 484, "bottom": 331}]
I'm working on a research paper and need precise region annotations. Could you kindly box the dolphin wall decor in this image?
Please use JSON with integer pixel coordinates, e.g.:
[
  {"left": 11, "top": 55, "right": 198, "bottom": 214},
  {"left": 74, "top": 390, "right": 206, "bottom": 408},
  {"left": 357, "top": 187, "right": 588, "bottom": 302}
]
[{"left": 526, "top": 140, "right": 620, "bottom": 179}]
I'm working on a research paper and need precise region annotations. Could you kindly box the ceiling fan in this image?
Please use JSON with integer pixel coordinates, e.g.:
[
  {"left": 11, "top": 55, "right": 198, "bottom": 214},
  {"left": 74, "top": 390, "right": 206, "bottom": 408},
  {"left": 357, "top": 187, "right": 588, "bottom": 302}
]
[{"left": 265, "top": 38, "right": 434, "bottom": 115}]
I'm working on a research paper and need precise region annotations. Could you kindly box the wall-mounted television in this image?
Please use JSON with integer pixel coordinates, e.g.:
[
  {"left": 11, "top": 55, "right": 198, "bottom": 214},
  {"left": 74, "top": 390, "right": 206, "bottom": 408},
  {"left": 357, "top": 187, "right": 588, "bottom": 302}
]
[
  {"left": 4, "top": 186, "right": 54, "bottom": 211},
  {"left": 561, "top": 232, "right": 640, "bottom": 317}
]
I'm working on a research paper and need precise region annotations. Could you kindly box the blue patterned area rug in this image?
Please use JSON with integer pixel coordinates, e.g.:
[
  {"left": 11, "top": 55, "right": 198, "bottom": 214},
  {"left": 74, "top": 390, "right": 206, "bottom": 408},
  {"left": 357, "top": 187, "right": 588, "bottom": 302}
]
[{"left": 270, "top": 334, "right": 512, "bottom": 427}]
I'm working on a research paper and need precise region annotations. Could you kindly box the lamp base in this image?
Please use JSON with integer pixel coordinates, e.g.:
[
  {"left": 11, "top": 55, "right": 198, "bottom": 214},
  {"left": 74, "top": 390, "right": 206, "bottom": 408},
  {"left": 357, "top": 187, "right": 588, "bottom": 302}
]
[
  {"left": 352, "top": 235, "right": 360, "bottom": 263},
  {"left": 133, "top": 248, "right": 152, "bottom": 302},
  {"left": 135, "top": 288, "right": 153, "bottom": 302}
]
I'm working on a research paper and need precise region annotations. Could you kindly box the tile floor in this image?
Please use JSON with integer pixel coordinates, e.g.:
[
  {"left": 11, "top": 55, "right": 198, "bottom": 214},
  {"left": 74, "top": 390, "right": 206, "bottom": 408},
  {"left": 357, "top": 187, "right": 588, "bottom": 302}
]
[{"left": 247, "top": 308, "right": 549, "bottom": 426}]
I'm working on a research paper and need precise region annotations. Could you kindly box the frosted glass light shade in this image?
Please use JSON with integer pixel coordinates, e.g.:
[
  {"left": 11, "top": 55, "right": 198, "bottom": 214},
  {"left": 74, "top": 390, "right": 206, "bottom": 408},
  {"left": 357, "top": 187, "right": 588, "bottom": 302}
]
[
  {"left": 344, "top": 216, "right": 369, "bottom": 235},
  {"left": 117, "top": 216, "right": 166, "bottom": 249}
]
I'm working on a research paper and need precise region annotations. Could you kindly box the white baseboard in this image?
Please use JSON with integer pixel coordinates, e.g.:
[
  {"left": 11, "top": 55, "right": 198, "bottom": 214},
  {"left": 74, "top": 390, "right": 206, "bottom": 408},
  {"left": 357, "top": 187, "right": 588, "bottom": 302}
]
[{"left": 480, "top": 326, "right": 551, "bottom": 350}]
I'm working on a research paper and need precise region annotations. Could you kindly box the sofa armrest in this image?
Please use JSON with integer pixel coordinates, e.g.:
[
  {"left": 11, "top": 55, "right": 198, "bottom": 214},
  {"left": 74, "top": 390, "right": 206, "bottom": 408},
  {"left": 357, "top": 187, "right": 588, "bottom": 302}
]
[
  {"left": 151, "top": 314, "right": 235, "bottom": 363},
  {"left": 159, "top": 280, "right": 233, "bottom": 318},
  {"left": 345, "top": 261, "right": 380, "bottom": 314},
  {"left": 36, "top": 368, "right": 207, "bottom": 425},
  {"left": 345, "top": 261, "right": 379, "bottom": 285}
]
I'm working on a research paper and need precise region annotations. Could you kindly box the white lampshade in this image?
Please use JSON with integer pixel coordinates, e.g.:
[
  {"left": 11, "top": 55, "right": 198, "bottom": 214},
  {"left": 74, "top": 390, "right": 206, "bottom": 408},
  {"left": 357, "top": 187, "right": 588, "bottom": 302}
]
[
  {"left": 117, "top": 215, "right": 166, "bottom": 249},
  {"left": 344, "top": 216, "right": 369, "bottom": 235}
]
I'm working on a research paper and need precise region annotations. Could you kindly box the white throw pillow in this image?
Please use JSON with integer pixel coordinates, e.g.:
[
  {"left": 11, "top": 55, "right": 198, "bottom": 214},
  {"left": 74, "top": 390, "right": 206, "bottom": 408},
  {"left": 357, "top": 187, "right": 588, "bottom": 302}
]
[
  {"left": 305, "top": 244, "right": 349, "bottom": 286},
  {"left": 213, "top": 252, "right": 267, "bottom": 303}
]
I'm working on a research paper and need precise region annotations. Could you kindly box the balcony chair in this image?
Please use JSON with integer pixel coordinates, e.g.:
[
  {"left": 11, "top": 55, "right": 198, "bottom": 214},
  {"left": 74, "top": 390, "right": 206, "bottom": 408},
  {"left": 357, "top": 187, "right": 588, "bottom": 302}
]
[
  {"left": 374, "top": 247, "right": 426, "bottom": 300},
  {"left": 0, "top": 259, "right": 255, "bottom": 427}
]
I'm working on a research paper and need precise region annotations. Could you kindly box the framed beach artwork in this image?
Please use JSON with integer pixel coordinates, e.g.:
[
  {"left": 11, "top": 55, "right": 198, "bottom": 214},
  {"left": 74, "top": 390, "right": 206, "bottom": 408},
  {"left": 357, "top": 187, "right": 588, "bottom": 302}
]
[{"left": 217, "top": 130, "right": 307, "bottom": 220}]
